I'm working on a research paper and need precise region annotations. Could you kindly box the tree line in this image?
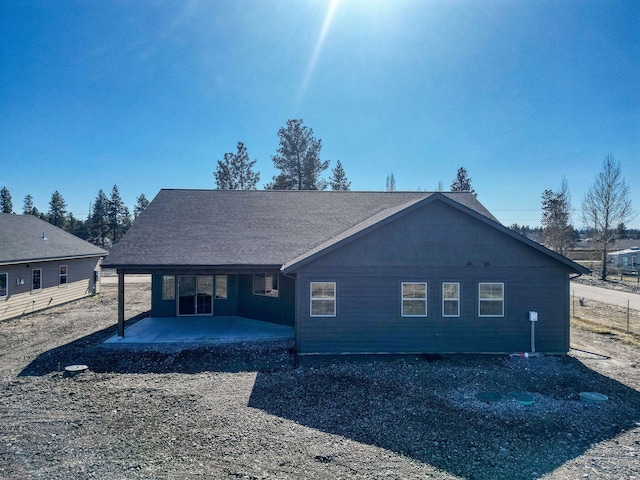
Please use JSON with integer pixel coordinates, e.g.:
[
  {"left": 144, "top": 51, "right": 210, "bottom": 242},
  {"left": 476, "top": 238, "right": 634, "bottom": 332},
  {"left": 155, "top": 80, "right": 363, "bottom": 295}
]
[{"left": 0, "top": 185, "right": 149, "bottom": 248}]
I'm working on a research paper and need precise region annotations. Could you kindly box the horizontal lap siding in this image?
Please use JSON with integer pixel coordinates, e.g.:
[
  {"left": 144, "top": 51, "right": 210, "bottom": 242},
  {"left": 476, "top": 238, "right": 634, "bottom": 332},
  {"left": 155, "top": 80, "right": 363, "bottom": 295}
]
[
  {"left": 0, "top": 258, "right": 100, "bottom": 321},
  {"left": 238, "top": 274, "right": 295, "bottom": 326},
  {"left": 294, "top": 202, "right": 572, "bottom": 354}
]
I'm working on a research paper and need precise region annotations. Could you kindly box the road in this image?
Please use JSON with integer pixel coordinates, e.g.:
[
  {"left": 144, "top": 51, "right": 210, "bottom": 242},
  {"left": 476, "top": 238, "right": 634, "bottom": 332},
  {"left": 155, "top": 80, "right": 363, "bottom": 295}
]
[{"left": 570, "top": 281, "right": 640, "bottom": 310}]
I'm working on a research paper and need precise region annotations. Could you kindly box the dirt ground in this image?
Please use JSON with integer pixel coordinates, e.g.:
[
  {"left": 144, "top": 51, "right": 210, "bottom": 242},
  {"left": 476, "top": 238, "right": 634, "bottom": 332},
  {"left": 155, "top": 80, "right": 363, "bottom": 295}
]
[{"left": 0, "top": 282, "right": 639, "bottom": 480}]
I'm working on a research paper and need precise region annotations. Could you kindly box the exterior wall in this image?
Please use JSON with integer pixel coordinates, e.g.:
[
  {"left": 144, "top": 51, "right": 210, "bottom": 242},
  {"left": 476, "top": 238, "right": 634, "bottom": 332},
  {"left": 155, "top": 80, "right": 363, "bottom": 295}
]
[
  {"left": 238, "top": 273, "right": 295, "bottom": 326},
  {"left": 294, "top": 201, "right": 573, "bottom": 354},
  {"left": 151, "top": 273, "right": 239, "bottom": 317},
  {"left": 0, "top": 257, "right": 101, "bottom": 321}
]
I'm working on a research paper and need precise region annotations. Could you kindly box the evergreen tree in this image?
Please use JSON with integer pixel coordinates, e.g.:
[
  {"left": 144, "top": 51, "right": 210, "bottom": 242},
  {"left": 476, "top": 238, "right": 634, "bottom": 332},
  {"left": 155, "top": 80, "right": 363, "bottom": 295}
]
[
  {"left": 386, "top": 173, "right": 396, "bottom": 192},
  {"left": 48, "top": 191, "right": 67, "bottom": 229},
  {"left": 66, "top": 212, "right": 88, "bottom": 239},
  {"left": 90, "top": 190, "right": 110, "bottom": 247},
  {"left": 329, "top": 160, "right": 351, "bottom": 191},
  {"left": 214, "top": 142, "right": 260, "bottom": 190},
  {"left": 134, "top": 193, "right": 149, "bottom": 218},
  {"left": 108, "top": 185, "right": 128, "bottom": 244},
  {"left": 0, "top": 186, "right": 13, "bottom": 213},
  {"left": 22, "top": 194, "right": 37, "bottom": 215},
  {"left": 541, "top": 179, "right": 574, "bottom": 255},
  {"left": 450, "top": 167, "right": 476, "bottom": 196},
  {"left": 266, "top": 119, "right": 328, "bottom": 190}
]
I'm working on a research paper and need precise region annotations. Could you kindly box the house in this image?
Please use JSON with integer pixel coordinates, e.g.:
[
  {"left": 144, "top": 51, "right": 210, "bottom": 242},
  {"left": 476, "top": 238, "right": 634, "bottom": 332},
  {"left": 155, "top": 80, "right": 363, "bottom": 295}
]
[
  {"left": 608, "top": 247, "right": 639, "bottom": 273},
  {"left": 103, "top": 189, "right": 589, "bottom": 355},
  {"left": 0, "top": 214, "right": 107, "bottom": 320}
]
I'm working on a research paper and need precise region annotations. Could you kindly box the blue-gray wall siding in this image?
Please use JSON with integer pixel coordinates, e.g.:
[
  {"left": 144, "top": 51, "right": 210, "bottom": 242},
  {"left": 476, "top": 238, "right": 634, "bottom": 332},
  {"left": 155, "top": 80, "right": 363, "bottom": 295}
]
[
  {"left": 294, "top": 201, "right": 573, "bottom": 354},
  {"left": 150, "top": 273, "right": 295, "bottom": 326}
]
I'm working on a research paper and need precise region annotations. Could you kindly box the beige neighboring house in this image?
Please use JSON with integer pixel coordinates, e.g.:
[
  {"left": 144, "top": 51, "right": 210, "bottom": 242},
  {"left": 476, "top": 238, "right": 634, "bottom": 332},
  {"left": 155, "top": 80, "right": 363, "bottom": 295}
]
[{"left": 0, "top": 213, "right": 107, "bottom": 321}]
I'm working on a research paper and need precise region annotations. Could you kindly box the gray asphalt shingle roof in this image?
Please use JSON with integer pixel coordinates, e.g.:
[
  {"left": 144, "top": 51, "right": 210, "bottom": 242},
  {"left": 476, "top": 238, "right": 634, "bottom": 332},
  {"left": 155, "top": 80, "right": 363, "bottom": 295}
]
[
  {"left": 0, "top": 214, "right": 107, "bottom": 265},
  {"left": 104, "top": 189, "right": 499, "bottom": 269}
]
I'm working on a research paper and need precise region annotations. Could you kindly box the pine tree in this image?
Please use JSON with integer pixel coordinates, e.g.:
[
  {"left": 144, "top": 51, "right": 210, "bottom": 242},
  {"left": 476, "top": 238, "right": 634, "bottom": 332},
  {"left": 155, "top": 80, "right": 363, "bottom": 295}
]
[
  {"left": 266, "top": 119, "right": 328, "bottom": 190},
  {"left": 90, "top": 190, "right": 110, "bottom": 247},
  {"left": 214, "top": 142, "right": 260, "bottom": 190},
  {"left": 541, "top": 179, "right": 573, "bottom": 255},
  {"left": 66, "top": 212, "right": 88, "bottom": 239},
  {"left": 23, "top": 194, "right": 37, "bottom": 215},
  {"left": 108, "top": 185, "right": 128, "bottom": 244},
  {"left": 134, "top": 193, "right": 149, "bottom": 218},
  {"left": 450, "top": 167, "right": 476, "bottom": 196},
  {"left": 0, "top": 186, "right": 13, "bottom": 213},
  {"left": 48, "top": 191, "right": 67, "bottom": 229},
  {"left": 329, "top": 160, "right": 351, "bottom": 191}
]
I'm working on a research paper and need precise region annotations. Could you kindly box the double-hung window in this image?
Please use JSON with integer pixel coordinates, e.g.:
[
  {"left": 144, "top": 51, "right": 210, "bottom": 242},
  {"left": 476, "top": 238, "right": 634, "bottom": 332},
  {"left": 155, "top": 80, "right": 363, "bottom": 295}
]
[
  {"left": 32, "top": 269, "right": 42, "bottom": 291},
  {"left": 479, "top": 282, "right": 504, "bottom": 317},
  {"left": 59, "top": 266, "right": 68, "bottom": 286},
  {"left": 0, "top": 273, "right": 7, "bottom": 298},
  {"left": 310, "top": 282, "right": 336, "bottom": 317},
  {"left": 402, "top": 282, "right": 427, "bottom": 317},
  {"left": 162, "top": 275, "right": 175, "bottom": 300},
  {"left": 253, "top": 273, "right": 279, "bottom": 297},
  {"left": 442, "top": 282, "right": 460, "bottom": 317}
]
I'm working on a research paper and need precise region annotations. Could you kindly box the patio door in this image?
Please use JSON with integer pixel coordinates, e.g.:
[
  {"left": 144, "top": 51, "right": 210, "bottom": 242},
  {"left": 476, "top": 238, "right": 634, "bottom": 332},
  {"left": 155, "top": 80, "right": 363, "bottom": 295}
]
[{"left": 178, "top": 275, "right": 213, "bottom": 316}]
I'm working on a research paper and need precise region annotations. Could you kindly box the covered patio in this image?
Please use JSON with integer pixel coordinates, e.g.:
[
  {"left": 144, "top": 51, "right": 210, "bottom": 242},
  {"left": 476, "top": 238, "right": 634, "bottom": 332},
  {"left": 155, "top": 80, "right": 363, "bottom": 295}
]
[{"left": 104, "top": 316, "right": 295, "bottom": 346}]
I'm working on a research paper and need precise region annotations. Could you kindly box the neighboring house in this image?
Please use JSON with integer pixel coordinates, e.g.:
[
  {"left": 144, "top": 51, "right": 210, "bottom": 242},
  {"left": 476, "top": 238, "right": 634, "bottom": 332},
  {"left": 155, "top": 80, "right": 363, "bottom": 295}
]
[
  {"left": 0, "top": 214, "right": 106, "bottom": 321},
  {"left": 103, "top": 189, "right": 588, "bottom": 355},
  {"left": 608, "top": 247, "right": 639, "bottom": 272}
]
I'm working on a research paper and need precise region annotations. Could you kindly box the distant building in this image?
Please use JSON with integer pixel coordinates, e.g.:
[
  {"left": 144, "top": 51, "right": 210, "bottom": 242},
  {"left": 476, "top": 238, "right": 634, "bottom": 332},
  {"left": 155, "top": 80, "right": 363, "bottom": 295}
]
[
  {"left": 608, "top": 247, "right": 639, "bottom": 272},
  {"left": 0, "top": 214, "right": 106, "bottom": 320}
]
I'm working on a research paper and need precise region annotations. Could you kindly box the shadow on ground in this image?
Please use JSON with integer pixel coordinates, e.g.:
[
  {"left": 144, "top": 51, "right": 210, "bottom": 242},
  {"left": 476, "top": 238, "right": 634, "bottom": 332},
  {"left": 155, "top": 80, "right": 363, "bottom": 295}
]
[
  {"left": 18, "top": 315, "right": 295, "bottom": 376},
  {"left": 248, "top": 355, "right": 640, "bottom": 480}
]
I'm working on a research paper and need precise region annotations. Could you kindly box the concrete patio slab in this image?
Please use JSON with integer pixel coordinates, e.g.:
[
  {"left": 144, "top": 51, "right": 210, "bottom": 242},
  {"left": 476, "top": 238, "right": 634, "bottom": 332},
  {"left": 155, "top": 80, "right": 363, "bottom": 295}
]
[{"left": 104, "top": 316, "right": 294, "bottom": 345}]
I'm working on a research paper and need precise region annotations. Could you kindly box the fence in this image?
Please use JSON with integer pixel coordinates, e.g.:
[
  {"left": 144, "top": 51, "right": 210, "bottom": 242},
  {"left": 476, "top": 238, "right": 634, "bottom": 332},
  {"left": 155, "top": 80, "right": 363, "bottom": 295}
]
[{"left": 571, "top": 291, "right": 640, "bottom": 336}]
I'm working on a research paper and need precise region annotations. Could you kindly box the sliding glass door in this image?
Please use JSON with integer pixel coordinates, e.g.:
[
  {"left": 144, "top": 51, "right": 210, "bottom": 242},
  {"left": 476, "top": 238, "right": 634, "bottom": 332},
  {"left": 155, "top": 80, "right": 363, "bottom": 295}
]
[{"left": 178, "top": 275, "right": 213, "bottom": 316}]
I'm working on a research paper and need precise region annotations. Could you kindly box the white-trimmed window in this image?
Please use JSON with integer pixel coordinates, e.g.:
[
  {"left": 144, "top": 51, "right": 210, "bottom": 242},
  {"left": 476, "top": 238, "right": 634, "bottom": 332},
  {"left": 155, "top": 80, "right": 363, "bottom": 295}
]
[
  {"left": 442, "top": 282, "right": 460, "bottom": 317},
  {"left": 253, "top": 273, "right": 279, "bottom": 297},
  {"left": 479, "top": 282, "right": 504, "bottom": 317},
  {"left": 310, "top": 282, "right": 336, "bottom": 317},
  {"left": 162, "top": 275, "right": 175, "bottom": 300},
  {"left": 32, "top": 269, "right": 42, "bottom": 291},
  {"left": 59, "top": 265, "right": 68, "bottom": 286},
  {"left": 0, "top": 273, "right": 7, "bottom": 298},
  {"left": 215, "top": 275, "right": 228, "bottom": 299},
  {"left": 402, "top": 282, "right": 427, "bottom": 317}
]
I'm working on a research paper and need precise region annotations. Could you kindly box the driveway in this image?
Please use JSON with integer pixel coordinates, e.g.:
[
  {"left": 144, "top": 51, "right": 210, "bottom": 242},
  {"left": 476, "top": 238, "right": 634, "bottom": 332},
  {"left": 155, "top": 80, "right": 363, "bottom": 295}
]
[{"left": 570, "top": 281, "right": 640, "bottom": 310}]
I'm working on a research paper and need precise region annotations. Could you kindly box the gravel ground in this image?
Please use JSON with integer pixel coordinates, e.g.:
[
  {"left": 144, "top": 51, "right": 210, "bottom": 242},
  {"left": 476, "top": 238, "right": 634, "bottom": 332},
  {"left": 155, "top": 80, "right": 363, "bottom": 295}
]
[{"left": 0, "top": 282, "right": 639, "bottom": 480}]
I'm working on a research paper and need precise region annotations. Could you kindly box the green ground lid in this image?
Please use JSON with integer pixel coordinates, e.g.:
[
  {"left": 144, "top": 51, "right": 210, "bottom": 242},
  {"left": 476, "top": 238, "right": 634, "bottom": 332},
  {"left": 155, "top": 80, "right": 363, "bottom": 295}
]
[
  {"left": 477, "top": 391, "right": 502, "bottom": 403},
  {"left": 580, "top": 392, "right": 608, "bottom": 403},
  {"left": 509, "top": 392, "right": 535, "bottom": 405}
]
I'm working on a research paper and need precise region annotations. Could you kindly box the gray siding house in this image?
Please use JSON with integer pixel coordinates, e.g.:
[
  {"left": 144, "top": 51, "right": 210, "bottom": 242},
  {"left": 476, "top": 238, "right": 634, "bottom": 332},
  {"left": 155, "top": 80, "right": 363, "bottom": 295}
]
[
  {"left": 0, "top": 214, "right": 106, "bottom": 320},
  {"left": 103, "top": 189, "right": 588, "bottom": 355}
]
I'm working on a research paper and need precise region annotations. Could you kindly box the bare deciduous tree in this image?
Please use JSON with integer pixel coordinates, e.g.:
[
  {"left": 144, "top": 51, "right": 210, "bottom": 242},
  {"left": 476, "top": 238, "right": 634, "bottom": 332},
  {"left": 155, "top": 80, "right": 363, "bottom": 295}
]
[{"left": 581, "top": 154, "right": 634, "bottom": 280}]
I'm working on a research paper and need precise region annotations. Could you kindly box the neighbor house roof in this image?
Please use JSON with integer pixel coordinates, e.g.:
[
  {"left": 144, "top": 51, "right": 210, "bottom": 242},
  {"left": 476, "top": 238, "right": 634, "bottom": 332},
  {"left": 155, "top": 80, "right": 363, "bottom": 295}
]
[
  {"left": 103, "top": 188, "right": 587, "bottom": 276},
  {"left": 104, "top": 189, "right": 496, "bottom": 269},
  {"left": 0, "top": 214, "right": 107, "bottom": 265}
]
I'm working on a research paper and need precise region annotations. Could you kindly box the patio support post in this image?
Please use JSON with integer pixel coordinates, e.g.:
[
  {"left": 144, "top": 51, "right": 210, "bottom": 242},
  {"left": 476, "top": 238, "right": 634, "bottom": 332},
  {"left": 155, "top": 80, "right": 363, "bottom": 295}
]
[{"left": 117, "top": 270, "right": 125, "bottom": 337}]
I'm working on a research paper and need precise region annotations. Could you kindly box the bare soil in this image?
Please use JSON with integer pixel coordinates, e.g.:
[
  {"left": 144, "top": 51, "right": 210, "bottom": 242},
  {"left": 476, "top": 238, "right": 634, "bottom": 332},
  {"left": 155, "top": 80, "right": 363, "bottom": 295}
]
[{"left": 1, "top": 282, "right": 639, "bottom": 479}]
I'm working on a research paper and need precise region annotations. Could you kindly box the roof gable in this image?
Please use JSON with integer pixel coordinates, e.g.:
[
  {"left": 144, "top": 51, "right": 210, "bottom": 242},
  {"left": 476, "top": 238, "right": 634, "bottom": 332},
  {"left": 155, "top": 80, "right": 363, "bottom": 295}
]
[{"left": 0, "top": 214, "right": 107, "bottom": 265}]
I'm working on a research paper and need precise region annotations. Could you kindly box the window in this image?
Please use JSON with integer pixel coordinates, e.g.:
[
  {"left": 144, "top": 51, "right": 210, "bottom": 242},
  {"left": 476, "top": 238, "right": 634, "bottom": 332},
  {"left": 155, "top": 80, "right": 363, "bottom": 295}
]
[
  {"left": 253, "top": 273, "right": 279, "bottom": 297},
  {"left": 59, "top": 266, "right": 68, "bottom": 286},
  {"left": 479, "top": 283, "right": 504, "bottom": 317},
  {"left": 402, "top": 282, "right": 427, "bottom": 317},
  {"left": 162, "top": 275, "right": 175, "bottom": 300},
  {"left": 310, "top": 282, "right": 336, "bottom": 317},
  {"left": 32, "top": 269, "right": 42, "bottom": 291},
  {"left": 215, "top": 275, "right": 228, "bottom": 299},
  {"left": 0, "top": 273, "right": 7, "bottom": 298},
  {"left": 442, "top": 282, "right": 460, "bottom": 317}
]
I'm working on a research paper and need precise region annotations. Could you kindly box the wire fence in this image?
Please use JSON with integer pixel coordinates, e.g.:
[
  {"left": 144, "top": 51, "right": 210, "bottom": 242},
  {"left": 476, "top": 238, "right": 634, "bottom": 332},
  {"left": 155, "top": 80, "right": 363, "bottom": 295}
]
[{"left": 571, "top": 292, "right": 640, "bottom": 336}]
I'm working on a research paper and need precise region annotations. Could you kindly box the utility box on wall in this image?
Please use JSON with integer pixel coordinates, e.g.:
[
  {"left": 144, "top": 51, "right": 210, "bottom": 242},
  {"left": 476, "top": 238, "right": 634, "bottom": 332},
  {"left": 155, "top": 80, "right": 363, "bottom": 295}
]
[{"left": 529, "top": 311, "right": 538, "bottom": 322}]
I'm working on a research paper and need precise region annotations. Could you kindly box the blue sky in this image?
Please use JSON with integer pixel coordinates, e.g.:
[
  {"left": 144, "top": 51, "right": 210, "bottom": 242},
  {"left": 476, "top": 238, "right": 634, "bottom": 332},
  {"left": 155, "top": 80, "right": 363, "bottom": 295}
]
[{"left": 1, "top": 0, "right": 638, "bottom": 228}]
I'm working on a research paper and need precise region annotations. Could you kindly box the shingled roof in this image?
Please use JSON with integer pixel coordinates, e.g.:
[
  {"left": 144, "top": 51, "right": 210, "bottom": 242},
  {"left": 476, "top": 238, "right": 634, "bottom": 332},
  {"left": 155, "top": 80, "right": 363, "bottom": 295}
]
[
  {"left": 103, "top": 189, "right": 498, "bottom": 270},
  {"left": 0, "top": 214, "right": 107, "bottom": 265}
]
